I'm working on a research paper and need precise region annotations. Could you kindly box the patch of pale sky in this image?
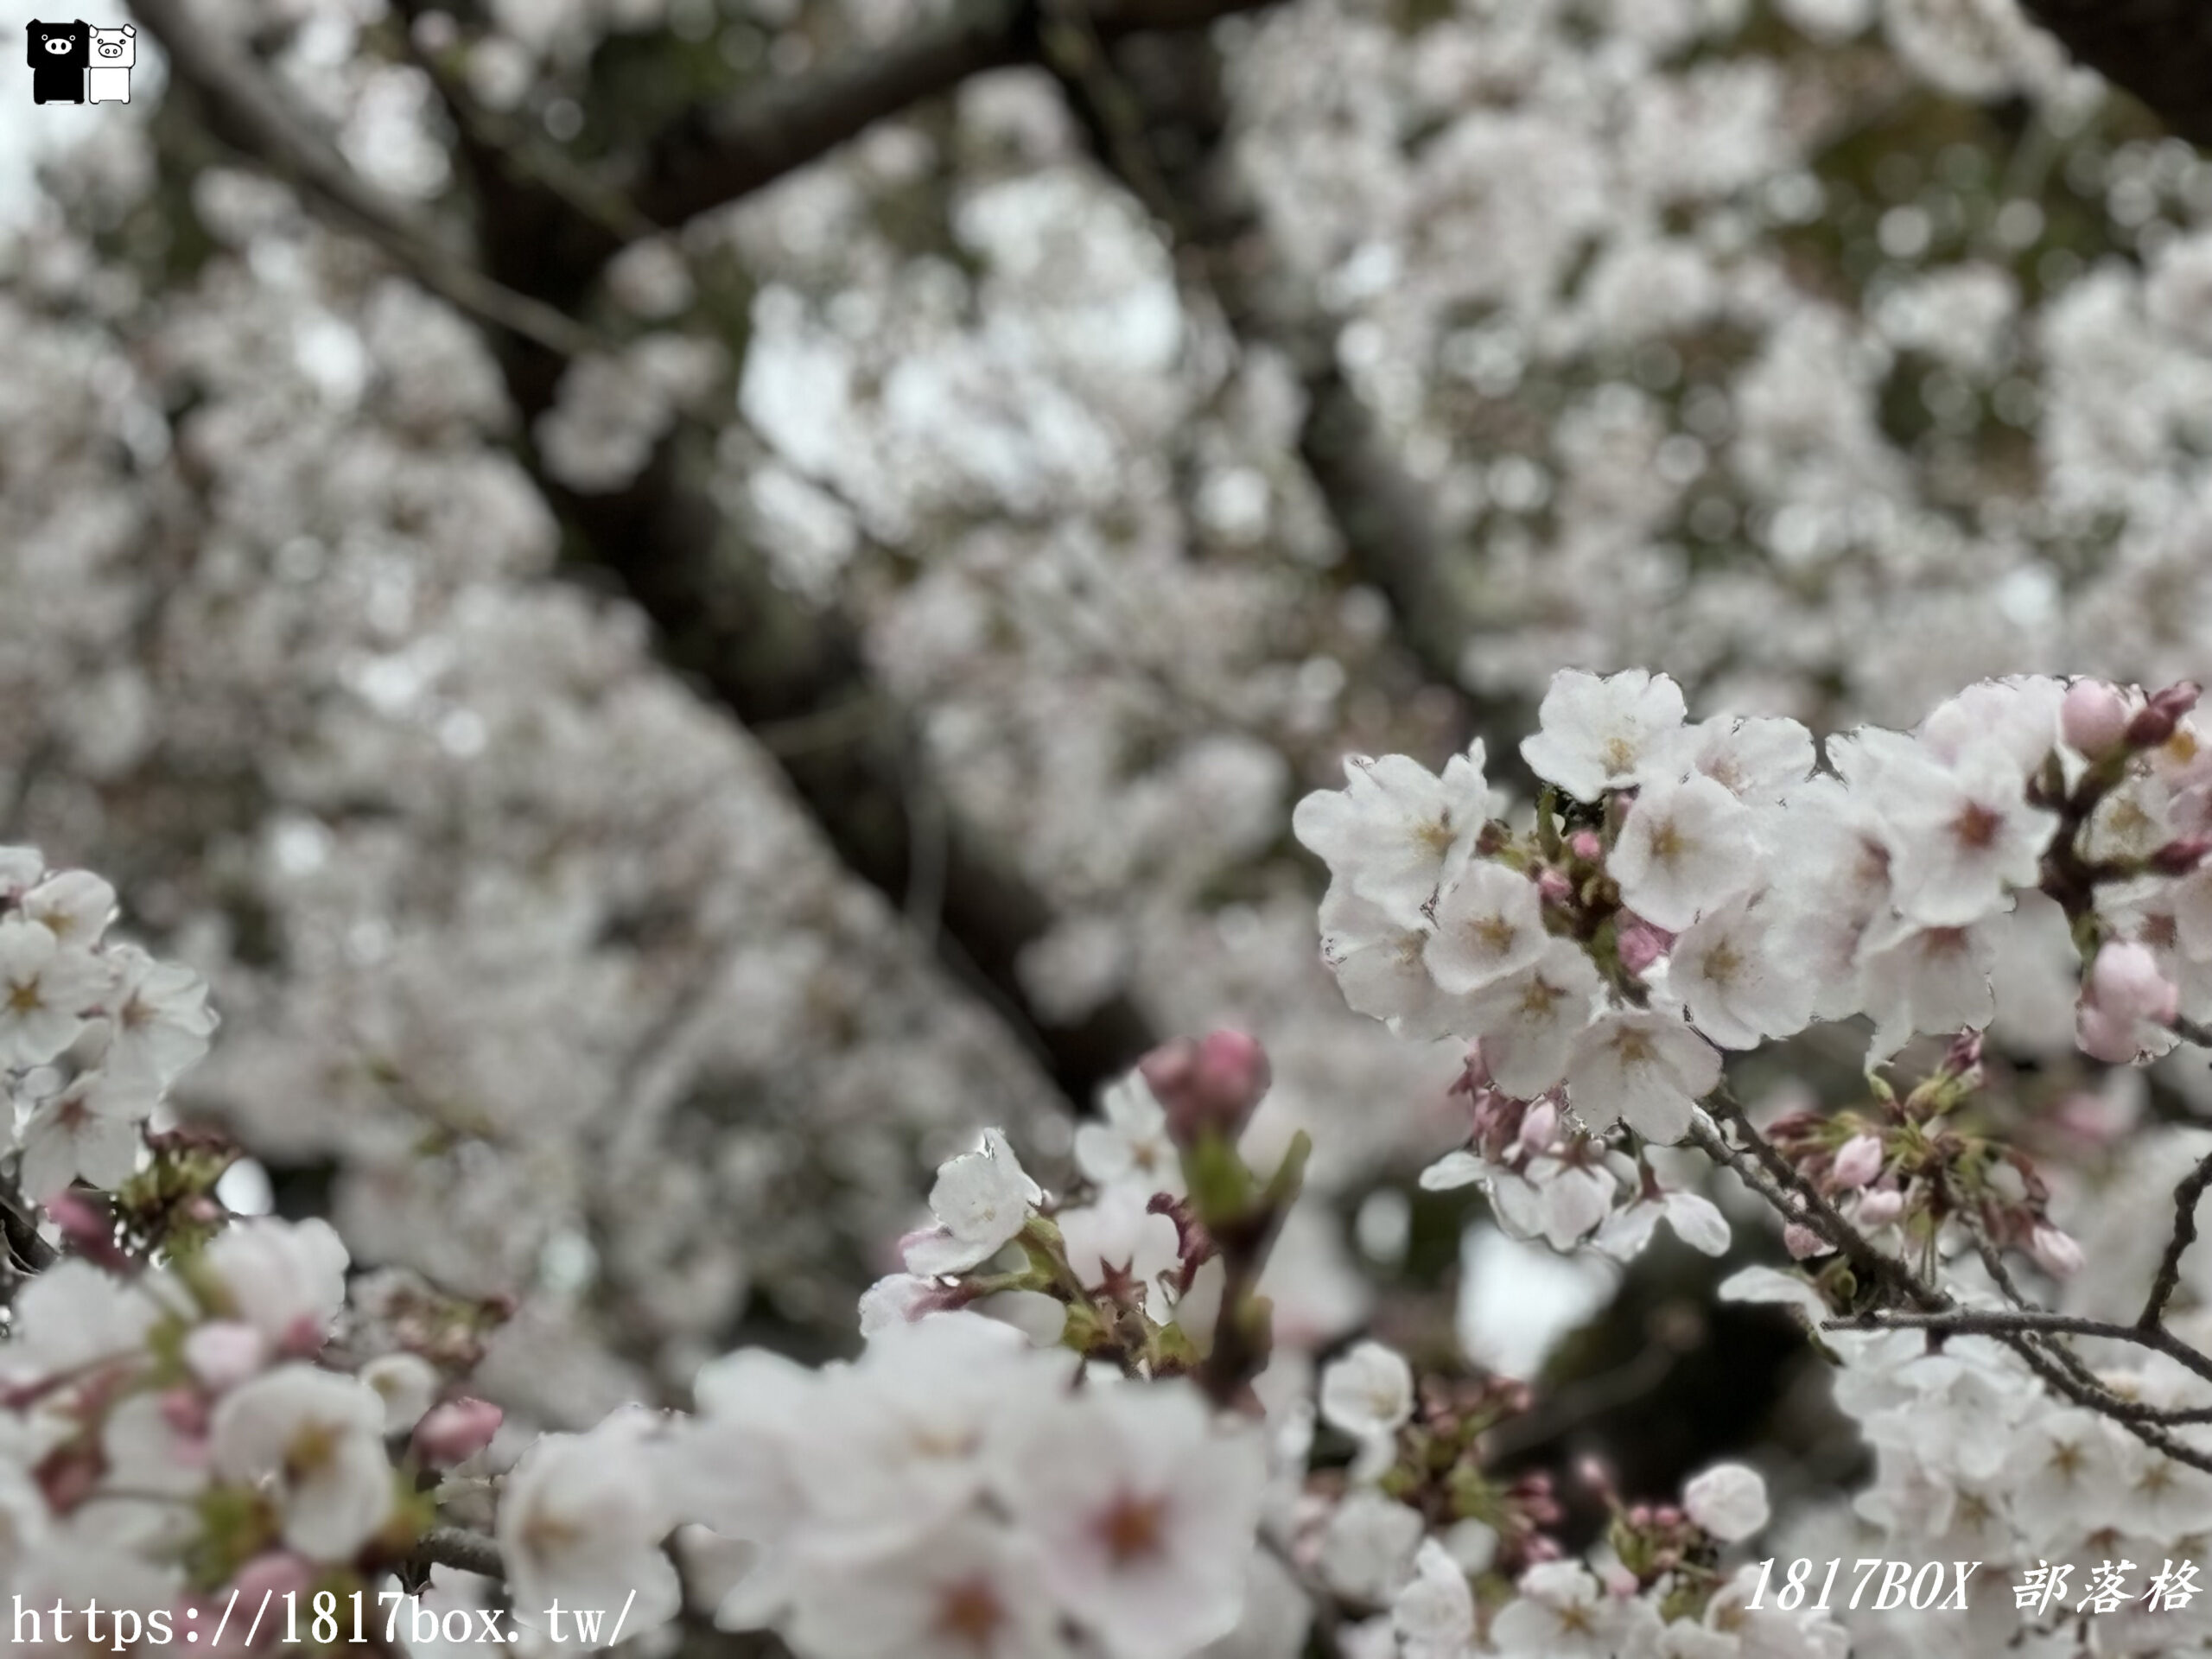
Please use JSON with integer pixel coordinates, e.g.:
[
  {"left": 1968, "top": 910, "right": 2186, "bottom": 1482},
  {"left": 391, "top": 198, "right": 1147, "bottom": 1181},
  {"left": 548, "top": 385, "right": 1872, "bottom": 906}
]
[{"left": 1456, "top": 1222, "right": 1620, "bottom": 1380}]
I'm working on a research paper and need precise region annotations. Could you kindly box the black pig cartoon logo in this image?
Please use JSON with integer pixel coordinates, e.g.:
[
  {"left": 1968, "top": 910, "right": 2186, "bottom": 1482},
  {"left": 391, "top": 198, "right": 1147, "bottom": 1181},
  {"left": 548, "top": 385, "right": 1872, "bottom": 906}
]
[{"left": 28, "top": 20, "right": 89, "bottom": 105}]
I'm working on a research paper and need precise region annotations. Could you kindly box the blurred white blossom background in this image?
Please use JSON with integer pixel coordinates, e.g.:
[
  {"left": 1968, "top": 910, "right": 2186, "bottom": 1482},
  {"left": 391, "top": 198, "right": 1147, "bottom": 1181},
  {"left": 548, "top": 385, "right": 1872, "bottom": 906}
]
[{"left": 16, "top": 0, "right": 2212, "bottom": 1649}]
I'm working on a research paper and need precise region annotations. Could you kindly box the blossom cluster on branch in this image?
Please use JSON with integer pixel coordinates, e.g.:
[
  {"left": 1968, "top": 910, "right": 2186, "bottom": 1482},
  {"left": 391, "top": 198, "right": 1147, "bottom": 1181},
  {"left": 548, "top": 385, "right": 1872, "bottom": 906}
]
[
  {"left": 33, "top": 664, "right": 2212, "bottom": 1656},
  {"left": 0, "top": 845, "right": 1853, "bottom": 1659},
  {"left": 1293, "top": 668, "right": 2212, "bottom": 1655},
  {"left": 1295, "top": 669, "right": 2212, "bottom": 1274}
]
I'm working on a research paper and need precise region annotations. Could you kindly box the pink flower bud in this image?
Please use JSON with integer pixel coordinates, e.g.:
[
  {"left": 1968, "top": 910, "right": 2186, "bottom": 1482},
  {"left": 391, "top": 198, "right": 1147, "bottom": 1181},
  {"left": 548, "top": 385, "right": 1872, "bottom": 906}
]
[
  {"left": 227, "top": 1555, "right": 316, "bottom": 1639},
  {"left": 1601, "top": 1562, "right": 1638, "bottom": 1598},
  {"left": 412, "top": 1396, "right": 504, "bottom": 1467},
  {"left": 1830, "top": 1134, "right": 1885, "bottom": 1191},
  {"left": 2061, "top": 678, "right": 2131, "bottom": 758},
  {"left": 1783, "top": 1222, "right": 1831, "bottom": 1260},
  {"left": 35, "top": 1444, "right": 99, "bottom": 1512},
  {"left": 1140, "top": 1029, "right": 1273, "bottom": 1142},
  {"left": 1574, "top": 1454, "right": 1616, "bottom": 1502},
  {"left": 1615, "top": 917, "right": 1674, "bottom": 976},
  {"left": 2030, "top": 1224, "right": 2084, "bottom": 1280},
  {"left": 2127, "top": 682, "right": 2202, "bottom": 748},
  {"left": 1459, "top": 1042, "right": 1496, "bottom": 1096},
  {"left": 1517, "top": 1101, "right": 1560, "bottom": 1155},
  {"left": 1567, "top": 830, "right": 1605, "bottom": 862},
  {"left": 42, "top": 1192, "right": 131, "bottom": 1272},
  {"left": 2076, "top": 939, "right": 2180, "bottom": 1064},
  {"left": 159, "top": 1387, "right": 210, "bottom": 1442},
  {"left": 1536, "top": 867, "right": 1573, "bottom": 905},
  {"left": 2152, "top": 836, "right": 2212, "bottom": 875},
  {"left": 1939, "top": 1030, "right": 1985, "bottom": 1076},
  {"left": 1853, "top": 1187, "right": 1905, "bottom": 1229},
  {"left": 2053, "top": 1087, "right": 2140, "bottom": 1147},
  {"left": 183, "top": 1320, "right": 269, "bottom": 1393},
  {"left": 277, "top": 1312, "right": 328, "bottom": 1360}
]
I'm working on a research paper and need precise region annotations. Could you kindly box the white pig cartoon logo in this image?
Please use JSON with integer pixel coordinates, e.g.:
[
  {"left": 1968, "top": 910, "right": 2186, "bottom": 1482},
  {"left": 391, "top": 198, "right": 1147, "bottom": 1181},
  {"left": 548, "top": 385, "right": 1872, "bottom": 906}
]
[{"left": 86, "top": 22, "right": 132, "bottom": 104}]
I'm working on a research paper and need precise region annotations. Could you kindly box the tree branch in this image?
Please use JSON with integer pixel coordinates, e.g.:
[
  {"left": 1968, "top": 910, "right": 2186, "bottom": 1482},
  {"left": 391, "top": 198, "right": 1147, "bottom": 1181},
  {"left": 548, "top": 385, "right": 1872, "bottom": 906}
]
[
  {"left": 1827, "top": 1306, "right": 2212, "bottom": 1394},
  {"left": 1695, "top": 1096, "right": 1942, "bottom": 1314},
  {"left": 1691, "top": 1092, "right": 2212, "bottom": 1461},
  {"left": 128, "top": 0, "right": 596, "bottom": 359},
  {"left": 2141, "top": 1147, "right": 2212, "bottom": 1330},
  {"left": 632, "top": 0, "right": 1283, "bottom": 234},
  {"left": 1040, "top": 28, "right": 1508, "bottom": 759},
  {"left": 133, "top": 0, "right": 1160, "bottom": 1113},
  {"left": 411, "top": 1525, "right": 505, "bottom": 1580}
]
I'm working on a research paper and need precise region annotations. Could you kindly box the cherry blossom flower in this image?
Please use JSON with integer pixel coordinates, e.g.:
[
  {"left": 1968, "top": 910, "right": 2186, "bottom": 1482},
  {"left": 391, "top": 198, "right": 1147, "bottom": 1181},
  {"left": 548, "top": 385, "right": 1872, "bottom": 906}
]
[
  {"left": 1424, "top": 863, "right": 1549, "bottom": 995},
  {"left": 1681, "top": 1462, "right": 1770, "bottom": 1541},
  {"left": 1318, "top": 1489, "right": 1427, "bottom": 1605},
  {"left": 1664, "top": 895, "right": 1814, "bottom": 1049},
  {"left": 209, "top": 1365, "right": 396, "bottom": 1561},
  {"left": 784, "top": 1521, "right": 1070, "bottom": 1659},
  {"left": 671, "top": 1347, "right": 812, "bottom": 1551},
  {"left": 1058, "top": 1185, "right": 1182, "bottom": 1317},
  {"left": 0, "top": 918, "right": 108, "bottom": 1067},
  {"left": 799, "top": 1316, "right": 1071, "bottom": 1559},
  {"left": 1874, "top": 741, "right": 2056, "bottom": 928},
  {"left": 904, "top": 1129, "right": 1040, "bottom": 1276},
  {"left": 1594, "top": 1188, "right": 1731, "bottom": 1260},
  {"left": 200, "top": 1217, "right": 350, "bottom": 1356},
  {"left": 499, "top": 1408, "right": 683, "bottom": 1652},
  {"left": 1318, "top": 886, "right": 1459, "bottom": 1039},
  {"left": 20, "top": 872, "right": 116, "bottom": 951},
  {"left": 0, "top": 849, "right": 42, "bottom": 906},
  {"left": 1609, "top": 774, "right": 1757, "bottom": 931},
  {"left": 359, "top": 1351, "right": 441, "bottom": 1434},
  {"left": 997, "top": 1382, "right": 1266, "bottom": 1659},
  {"left": 1075, "top": 1073, "right": 1183, "bottom": 1197},
  {"left": 1488, "top": 1155, "right": 1619, "bottom": 1251},
  {"left": 1564, "top": 1011, "right": 1720, "bottom": 1143},
  {"left": 0, "top": 1256, "right": 162, "bottom": 1389},
  {"left": 856, "top": 1274, "right": 960, "bottom": 1336},
  {"left": 16, "top": 1072, "right": 144, "bottom": 1198},
  {"left": 183, "top": 1321, "right": 270, "bottom": 1393},
  {"left": 1641, "top": 715, "right": 1816, "bottom": 804},
  {"left": 1491, "top": 1560, "right": 1661, "bottom": 1659},
  {"left": 1858, "top": 915, "right": 2001, "bottom": 1065},
  {"left": 1390, "top": 1539, "right": 1475, "bottom": 1659},
  {"left": 1675, "top": 1564, "right": 1851, "bottom": 1658},
  {"left": 1293, "top": 746, "right": 1497, "bottom": 925},
  {"left": 1521, "top": 669, "right": 1688, "bottom": 802},
  {"left": 1462, "top": 942, "right": 1605, "bottom": 1097},
  {"left": 1319, "top": 1341, "right": 1414, "bottom": 1442},
  {"left": 99, "top": 944, "right": 217, "bottom": 1090}
]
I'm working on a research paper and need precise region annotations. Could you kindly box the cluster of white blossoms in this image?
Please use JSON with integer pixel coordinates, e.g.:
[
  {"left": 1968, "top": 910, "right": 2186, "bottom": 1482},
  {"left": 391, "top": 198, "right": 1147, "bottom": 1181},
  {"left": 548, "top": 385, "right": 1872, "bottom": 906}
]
[
  {"left": 1303, "top": 1333, "right": 1847, "bottom": 1659},
  {"left": 29, "top": 660, "right": 2212, "bottom": 1659},
  {"left": 0, "top": 848, "right": 216, "bottom": 1201},
  {"left": 0, "top": 1210, "right": 508, "bottom": 1622},
  {"left": 675, "top": 1315, "right": 1271, "bottom": 1659},
  {"left": 0, "top": 842, "right": 1844, "bottom": 1659},
  {"left": 1295, "top": 668, "right": 2212, "bottom": 1266},
  {"left": 1733, "top": 1294, "right": 2212, "bottom": 1659}
]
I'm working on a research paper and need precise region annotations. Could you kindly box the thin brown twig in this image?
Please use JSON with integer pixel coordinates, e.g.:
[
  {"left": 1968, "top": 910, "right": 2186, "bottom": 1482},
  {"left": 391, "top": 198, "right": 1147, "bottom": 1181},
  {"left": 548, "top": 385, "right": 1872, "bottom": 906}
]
[
  {"left": 127, "top": 0, "right": 595, "bottom": 359},
  {"left": 1690, "top": 1103, "right": 1940, "bottom": 1313},
  {"left": 2140, "top": 1147, "right": 2212, "bottom": 1331},
  {"left": 410, "top": 1525, "right": 505, "bottom": 1580}
]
